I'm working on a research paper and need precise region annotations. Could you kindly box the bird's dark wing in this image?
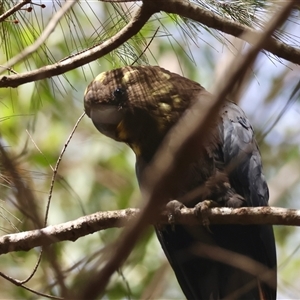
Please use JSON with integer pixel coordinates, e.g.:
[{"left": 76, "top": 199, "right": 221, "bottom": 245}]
[
  {"left": 217, "top": 101, "right": 276, "bottom": 298},
  {"left": 151, "top": 100, "right": 276, "bottom": 300},
  {"left": 220, "top": 101, "right": 269, "bottom": 207}
]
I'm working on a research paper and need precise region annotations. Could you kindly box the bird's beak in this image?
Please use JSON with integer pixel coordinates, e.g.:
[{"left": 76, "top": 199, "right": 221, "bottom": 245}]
[{"left": 89, "top": 105, "right": 124, "bottom": 139}]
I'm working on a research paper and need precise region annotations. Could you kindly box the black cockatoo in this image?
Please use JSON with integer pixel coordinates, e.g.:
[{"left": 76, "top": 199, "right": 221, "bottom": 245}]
[{"left": 84, "top": 65, "right": 277, "bottom": 300}]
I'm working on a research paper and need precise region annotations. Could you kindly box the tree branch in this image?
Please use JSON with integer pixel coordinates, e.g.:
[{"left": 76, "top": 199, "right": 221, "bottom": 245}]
[
  {"left": 2, "top": 0, "right": 77, "bottom": 71},
  {"left": 158, "top": 0, "right": 300, "bottom": 65},
  {"left": 0, "top": 0, "right": 31, "bottom": 22},
  {"left": 0, "top": 2, "right": 157, "bottom": 86},
  {"left": 1, "top": 0, "right": 299, "bottom": 88},
  {"left": 0, "top": 206, "right": 299, "bottom": 256}
]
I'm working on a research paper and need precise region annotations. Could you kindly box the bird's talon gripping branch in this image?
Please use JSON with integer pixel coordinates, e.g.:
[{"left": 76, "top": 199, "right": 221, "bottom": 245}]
[
  {"left": 166, "top": 200, "right": 186, "bottom": 230},
  {"left": 194, "top": 200, "right": 218, "bottom": 227}
]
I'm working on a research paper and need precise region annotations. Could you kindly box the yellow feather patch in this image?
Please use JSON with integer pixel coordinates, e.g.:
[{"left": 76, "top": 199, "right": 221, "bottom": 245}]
[
  {"left": 130, "top": 143, "right": 141, "bottom": 156},
  {"left": 116, "top": 120, "right": 129, "bottom": 140},
  {"left": 122, "top": 69, "right": 139, "bottom": 84},
  {"left": 94, "top": 72, "right": 107, "bottom": 83},
  {"left": 171, "top": 94, "right": 183, "bottom": 108},
  {"left": 84, "top": 86, "right": 88, "bottom": 96},
  {"left": 158, "top": 102, "right": 171, "bottom": 112},
  {"left": 160, "top": 71, "right": 171, "bottom": 80},
  {"left": 152, "top": 86, "right": 172, "bottom": 97}
]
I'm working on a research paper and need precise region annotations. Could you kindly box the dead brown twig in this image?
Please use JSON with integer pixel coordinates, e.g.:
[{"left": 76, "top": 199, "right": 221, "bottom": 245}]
[{"left": 0, "top": 0, "right": 31, "bottom": 22}]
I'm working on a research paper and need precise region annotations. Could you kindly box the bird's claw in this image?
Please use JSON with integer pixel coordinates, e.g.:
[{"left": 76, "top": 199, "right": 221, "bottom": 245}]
[
  {"left": 166, "top": 200, "right": 186, "bottom": 230},
  {"left": 194, "top": 200, "right": 219, "bottom": 228}
]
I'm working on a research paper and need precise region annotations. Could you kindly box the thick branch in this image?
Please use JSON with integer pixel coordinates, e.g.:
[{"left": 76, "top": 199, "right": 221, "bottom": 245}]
[
  {"left": 1, "top": 0, "right": 300, "bottom": 88},
  {"left": 158, "top": 0, "right": 300, "bottom": 65},
  {"left": 0, "top": 206, "right": 298, "bottom": 255},
  {"left": 0, "top": 2, "right": 156, "bottom": 87}
]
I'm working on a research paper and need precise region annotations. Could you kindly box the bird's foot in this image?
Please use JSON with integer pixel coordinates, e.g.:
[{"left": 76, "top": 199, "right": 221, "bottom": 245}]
[
  {"left": 194, "top": 200, "right": 219, "bottom": 228},
  {"left": 165, "top": 200, "right": 186, "bottom": 230}
]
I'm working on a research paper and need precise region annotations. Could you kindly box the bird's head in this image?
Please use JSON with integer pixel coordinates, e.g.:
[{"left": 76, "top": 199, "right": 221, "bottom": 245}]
[{"left": 84, "top": 66, "right": 203, "bottom": 161}]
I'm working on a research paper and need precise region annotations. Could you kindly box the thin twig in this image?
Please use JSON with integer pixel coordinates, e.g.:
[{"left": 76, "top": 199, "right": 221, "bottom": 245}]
[
  {"left": 26, "top": 130, "right": 54, "bottom": 171},
  {"left": 44, "top": 112, "right": 85, "bottom": 226},
  {"left": 1, "top": 0, "right": 77, "bottom": 72},
  {"left": 0, "top": 270, "right": 63, "bottom": 300},
  {"left": 131, "top": 26, "right": 160, "bottom": 65},
  {"left": 0, "top": 65, "right": 18, "bottom": 74},
  {"left": 0, "top": 2, "right": 157, "bottom": 85},
  {"left": 158, "top": 0, "right": 300, "bottom": 64},
  {"left": 0, "top": 0, "right": 31, "bottom": 22},
  {"left": 0, "top": 113, "right": 84, "bottom": 293}
]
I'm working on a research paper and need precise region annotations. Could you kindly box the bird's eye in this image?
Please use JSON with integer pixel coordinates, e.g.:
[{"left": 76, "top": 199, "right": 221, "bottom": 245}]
[
  {"left": 112, "top": 87, "right": 126, "bottom": 106},
  {"left": 113, "top": 88, "right": 125, "bottom": 98}
]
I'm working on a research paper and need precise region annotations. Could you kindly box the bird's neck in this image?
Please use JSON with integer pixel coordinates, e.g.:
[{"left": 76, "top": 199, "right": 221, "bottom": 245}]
[
  {"left": 117, "top": 110, "right": 171, "bottom": 163},
  {"left": 129, "top": 131, "right": 165, "bottom": 163}
]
